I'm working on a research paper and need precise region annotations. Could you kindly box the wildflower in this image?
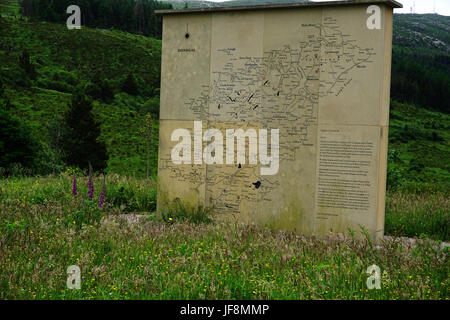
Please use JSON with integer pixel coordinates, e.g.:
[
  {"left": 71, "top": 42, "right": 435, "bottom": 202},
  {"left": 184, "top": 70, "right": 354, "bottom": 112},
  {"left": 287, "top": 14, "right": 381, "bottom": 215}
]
[
  {"left": 87, "top": 163, "right": 94, "bottom": 200},
  {"left": 72, "top": 176, "right": 78, "bottom": 197}
]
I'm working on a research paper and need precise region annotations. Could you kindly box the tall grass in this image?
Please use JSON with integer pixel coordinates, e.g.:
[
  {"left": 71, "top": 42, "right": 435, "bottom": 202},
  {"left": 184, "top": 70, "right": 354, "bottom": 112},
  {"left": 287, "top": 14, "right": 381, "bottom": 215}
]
[
  {"left": 385, "top": 192, "right": 449, "bottom": 241},
  {"left": 0, "top": 208, "right": 447, "bottom": 299},
  {"left": 0, "top": 175, "right": 448, "bottom": 299},
  {"left": 0, "top": 173, "right": 157, "bottom": 213},
  {"left": 160, "top": 199, "right": 213, "bottom": 225}
]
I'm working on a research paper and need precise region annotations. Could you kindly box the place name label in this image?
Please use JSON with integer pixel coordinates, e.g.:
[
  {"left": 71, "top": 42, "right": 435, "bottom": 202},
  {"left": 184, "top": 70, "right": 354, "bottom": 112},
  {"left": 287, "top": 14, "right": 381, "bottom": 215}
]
[{"left": 178, "top": 48, "right": 195, "bottom": 52}]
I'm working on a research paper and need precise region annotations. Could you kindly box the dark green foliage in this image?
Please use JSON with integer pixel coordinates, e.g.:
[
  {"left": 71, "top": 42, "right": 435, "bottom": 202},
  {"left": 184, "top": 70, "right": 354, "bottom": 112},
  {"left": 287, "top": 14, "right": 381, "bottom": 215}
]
[
  {"left": 391, "top": 47, "right": 450, "bottom": 113},
  {"left": 109, "top": 186, "right": 138, "bottom": 211},
  {"left": 19, "top": 49, "right": 36, "bottom": 80},
  {"left": 60, "top": 92, "right": 108, "bottom": 171},
  {"left": 85, "top": 75, "right": 114, "bottom": 102},
  {"left": 121, "top": 73, "right": 138, "bottom": 96},
  {"left": 143, "top": 96, "right": 160, "bottom": 118},
  {"left": 0, "top": 107, "right": 39, "bottom": 175},
  {"left": 36, "top": 79, "right": 72, "bottom": 93},
  {"left": 19, "top": 0, "right": 172, "bottom": 39},
  {"left": 97, "top": 79, "right": 114, "bottom": 101},
  {"left": 36, "top": 68, "right": 78, "bottom": 93},
  {"left": 107, "top": 185, "right": 157, "bottom": 212},
  {"left": 33, "top": 141, "right": 65, "bottom": 175},
  {"left": 0, "top": 78, "right": 4, "bottom": 97}
]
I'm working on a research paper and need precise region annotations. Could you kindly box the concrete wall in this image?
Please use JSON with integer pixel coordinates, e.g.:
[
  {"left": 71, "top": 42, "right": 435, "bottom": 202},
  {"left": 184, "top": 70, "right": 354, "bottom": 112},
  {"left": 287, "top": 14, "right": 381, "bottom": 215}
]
[{"left": 157, "top": 2, "right": 395, "bottom": 241}]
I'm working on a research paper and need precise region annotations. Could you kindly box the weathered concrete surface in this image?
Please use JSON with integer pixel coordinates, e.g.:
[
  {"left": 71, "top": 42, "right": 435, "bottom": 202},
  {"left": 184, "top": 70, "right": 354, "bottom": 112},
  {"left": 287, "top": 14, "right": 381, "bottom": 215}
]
[{"left": 157, "top": 1, "right": 397, "bottom": 241}]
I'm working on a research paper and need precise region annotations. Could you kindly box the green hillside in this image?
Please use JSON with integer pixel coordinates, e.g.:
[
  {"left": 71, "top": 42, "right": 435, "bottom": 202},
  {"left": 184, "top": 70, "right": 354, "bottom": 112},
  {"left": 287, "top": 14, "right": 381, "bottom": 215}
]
[
  {"left": 388, "top": 100, "right": 450, "bottom": 193},
  {"left": 0, "top": 17, "right": 160, "bottom": 177}
]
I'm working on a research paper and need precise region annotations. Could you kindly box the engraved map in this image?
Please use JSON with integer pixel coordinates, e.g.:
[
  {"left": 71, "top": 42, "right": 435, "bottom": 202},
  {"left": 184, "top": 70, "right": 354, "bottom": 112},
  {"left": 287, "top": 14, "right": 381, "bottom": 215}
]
[{"left": 159, "top": 16, "right": 376, "bottom": 216}]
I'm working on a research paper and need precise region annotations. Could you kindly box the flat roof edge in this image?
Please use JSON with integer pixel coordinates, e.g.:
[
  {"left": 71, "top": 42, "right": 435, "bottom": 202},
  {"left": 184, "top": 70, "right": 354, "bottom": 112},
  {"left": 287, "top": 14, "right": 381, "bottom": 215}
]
[{"left": 155, "top": 0, "right": 403, "bottom": 15}]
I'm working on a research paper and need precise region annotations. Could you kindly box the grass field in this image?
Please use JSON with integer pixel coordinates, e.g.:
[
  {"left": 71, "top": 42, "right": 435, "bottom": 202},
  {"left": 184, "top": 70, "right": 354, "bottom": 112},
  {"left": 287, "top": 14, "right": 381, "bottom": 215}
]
[{"left": 0, "top": 174, "right": 448, "bottom": 300}]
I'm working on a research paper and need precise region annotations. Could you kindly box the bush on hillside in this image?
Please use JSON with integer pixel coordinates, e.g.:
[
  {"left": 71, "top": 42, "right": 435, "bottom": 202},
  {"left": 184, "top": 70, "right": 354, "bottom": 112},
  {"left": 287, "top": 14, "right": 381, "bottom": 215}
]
[
  {"left": 0, "top": 107, "right": 40, "bottom": 176},
  {"left": 18, "top": 49, "right": 36, "bottom": 81},
  {"left": 84, "top": 77, "right": 114, "bottom": 102},
  {"left": 121, "top": 73, "right": 138, "bottom": 95}
]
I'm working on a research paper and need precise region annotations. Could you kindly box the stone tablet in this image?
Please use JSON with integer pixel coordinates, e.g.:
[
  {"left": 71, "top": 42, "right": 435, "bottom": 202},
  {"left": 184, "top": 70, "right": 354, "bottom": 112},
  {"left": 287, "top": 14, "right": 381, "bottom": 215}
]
[{"left": 156, "top": 0, "right": 402, "bottom": 241}]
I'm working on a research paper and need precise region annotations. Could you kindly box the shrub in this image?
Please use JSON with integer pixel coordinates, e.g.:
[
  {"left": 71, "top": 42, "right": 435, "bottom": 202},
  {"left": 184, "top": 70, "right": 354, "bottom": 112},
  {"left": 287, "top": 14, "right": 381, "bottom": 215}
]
[
  {"left": 0, "top": 108, "right": 40, "bottom": 176},
  {"left": 36, "top": 78, "right": 73, "bottom": 93},
  {"left": 33, "top": 141, "right": 66, "bottom": 175},
  {"left": 107, "top": 184, "right": 156, "bottom": 212},
  {"left": 121, "top": 73, "right": 138, "bottom": 95},
  {"left": 18, "top": 49, "right": 36, "bottom": 80},
  {"left": 84, "top": 77, "right": 114, "bottom": 102},
  {"left": 51, "top": 69, "right": 78, "bottom": 86},
  {"left": 63, "top": 199, "right": 103, "bottom": 231},
  {"left": 143, "top": 96, "right": 160, "bottom": 118},
  {"left": 0, "top": 78, "right": 4, "bottom": 97}
]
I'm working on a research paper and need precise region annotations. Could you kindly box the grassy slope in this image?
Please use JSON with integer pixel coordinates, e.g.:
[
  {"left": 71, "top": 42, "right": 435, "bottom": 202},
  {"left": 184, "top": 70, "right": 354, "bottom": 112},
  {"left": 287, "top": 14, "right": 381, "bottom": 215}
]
[
  {"left": 388, "top": 100, "right": 450, "bottom": 192},
  {"left": 0, "top": 17, "right": 160, "bottom": 177}
]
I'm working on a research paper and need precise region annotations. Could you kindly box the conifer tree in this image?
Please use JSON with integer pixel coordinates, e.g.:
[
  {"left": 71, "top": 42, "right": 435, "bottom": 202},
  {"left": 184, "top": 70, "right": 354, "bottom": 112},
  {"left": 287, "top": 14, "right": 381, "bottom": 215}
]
[{"left": 60, "top": 92, "right": 108, "bottom": 171}]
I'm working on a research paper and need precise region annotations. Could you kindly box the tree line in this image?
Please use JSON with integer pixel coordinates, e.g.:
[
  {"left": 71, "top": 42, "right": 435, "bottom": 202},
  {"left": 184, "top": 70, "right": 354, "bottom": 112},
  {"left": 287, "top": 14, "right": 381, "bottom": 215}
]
[
  {"left": 391, "top": 48, "right": 450, "bottom": 114},
  {"left": 19, "top": 0, "right": 172, "bottom": 39}
]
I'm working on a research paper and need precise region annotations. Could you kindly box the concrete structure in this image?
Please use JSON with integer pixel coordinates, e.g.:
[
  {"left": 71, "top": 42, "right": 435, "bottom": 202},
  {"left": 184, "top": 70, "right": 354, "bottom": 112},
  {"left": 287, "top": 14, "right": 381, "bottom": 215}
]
[{"left": 156, "top": 0, "right": 402, "bottom": 241}]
